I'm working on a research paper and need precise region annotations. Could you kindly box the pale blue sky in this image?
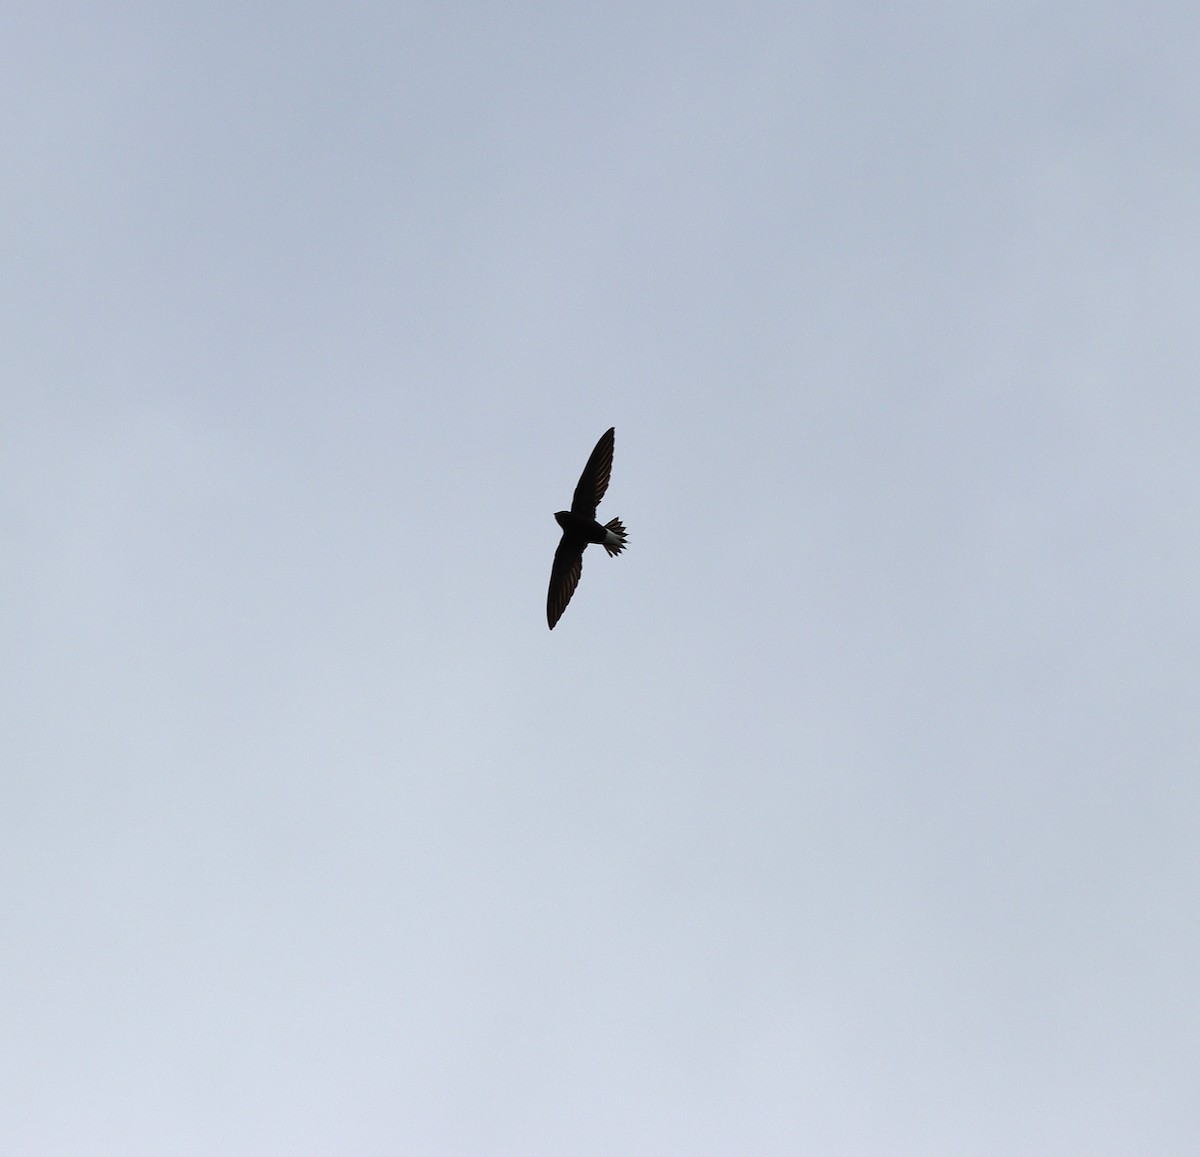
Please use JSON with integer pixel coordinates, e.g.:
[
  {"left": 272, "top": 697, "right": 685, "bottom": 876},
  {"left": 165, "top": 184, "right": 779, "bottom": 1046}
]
[{"left": 3, "top": 3, "right": 1199, "bottom": 1152}]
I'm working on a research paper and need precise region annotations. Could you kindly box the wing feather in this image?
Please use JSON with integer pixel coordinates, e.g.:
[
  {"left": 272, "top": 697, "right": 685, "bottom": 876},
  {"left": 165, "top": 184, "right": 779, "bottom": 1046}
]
[
  {"left": 547, "top": 537, "right": 584, "bottom": 629},
  {"left": 570, "top": 427, "right": 615, "bottom": 517}
]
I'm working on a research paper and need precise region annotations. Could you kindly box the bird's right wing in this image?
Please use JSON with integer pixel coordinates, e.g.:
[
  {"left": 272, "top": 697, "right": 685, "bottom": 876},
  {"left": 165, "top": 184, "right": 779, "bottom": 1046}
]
[
  {"left": 570, "top": 427, "right": 615, "bottom": 517},
  {"left": 547, "top": 537, "right": 584, "bottom": 629}
]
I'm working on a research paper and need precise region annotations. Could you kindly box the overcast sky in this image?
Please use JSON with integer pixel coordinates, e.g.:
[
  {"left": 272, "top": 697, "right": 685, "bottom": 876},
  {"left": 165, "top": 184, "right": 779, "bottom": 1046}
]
[{"left": 3, "top": 3, "right": 1199, "bottom": 1153}]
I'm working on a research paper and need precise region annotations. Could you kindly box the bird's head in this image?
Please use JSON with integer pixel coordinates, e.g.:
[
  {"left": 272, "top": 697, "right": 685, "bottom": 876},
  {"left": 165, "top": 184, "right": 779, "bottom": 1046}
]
[{"left": 554, "top": 511, "right": 571, "bottom": 530}]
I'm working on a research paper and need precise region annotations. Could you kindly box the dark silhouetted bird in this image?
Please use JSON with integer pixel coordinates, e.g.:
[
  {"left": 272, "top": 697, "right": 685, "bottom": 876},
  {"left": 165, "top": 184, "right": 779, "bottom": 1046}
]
[{"left": 547, "top": 426, "right": 627, "bottom": 629}]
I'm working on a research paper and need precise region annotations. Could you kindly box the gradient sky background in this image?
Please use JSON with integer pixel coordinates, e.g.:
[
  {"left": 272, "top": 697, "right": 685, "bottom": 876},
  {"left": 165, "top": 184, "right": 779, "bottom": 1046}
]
[{"left": 4, "top": 3, "right": 1199, "bottom": 1153}]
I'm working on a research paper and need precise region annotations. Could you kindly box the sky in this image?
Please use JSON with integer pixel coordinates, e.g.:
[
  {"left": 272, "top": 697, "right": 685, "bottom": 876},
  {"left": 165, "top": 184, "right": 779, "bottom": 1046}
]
[{"left": 3, "top": 3, "right": 1199, "bottom": 1153}]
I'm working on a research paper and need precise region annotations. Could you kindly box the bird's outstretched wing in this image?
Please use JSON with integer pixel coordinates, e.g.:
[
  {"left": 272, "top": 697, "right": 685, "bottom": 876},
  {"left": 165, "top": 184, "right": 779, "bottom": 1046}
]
[
  {"left": 547, "top": 535, "right": 584, "bottom": 629},
  {"left": 570, "top": 427, "right": 615, "bottom": 518}
]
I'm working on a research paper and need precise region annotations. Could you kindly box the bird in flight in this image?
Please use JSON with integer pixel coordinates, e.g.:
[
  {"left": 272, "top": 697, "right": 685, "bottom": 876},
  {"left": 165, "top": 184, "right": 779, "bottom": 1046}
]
[{"left": 546, "top": 426, "right": 627, "bottom": 629}]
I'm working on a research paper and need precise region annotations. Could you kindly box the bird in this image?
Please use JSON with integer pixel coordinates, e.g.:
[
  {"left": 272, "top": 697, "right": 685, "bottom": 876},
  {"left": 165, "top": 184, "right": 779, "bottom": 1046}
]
[{"left": 546, "top": 426, "right": 627, "bottom": 629}]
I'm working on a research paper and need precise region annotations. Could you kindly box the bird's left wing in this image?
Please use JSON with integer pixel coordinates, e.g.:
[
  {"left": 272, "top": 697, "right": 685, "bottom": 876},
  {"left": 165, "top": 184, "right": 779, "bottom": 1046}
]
[{"left": 570, "top": 427, "right": 615, "bottom": 517}]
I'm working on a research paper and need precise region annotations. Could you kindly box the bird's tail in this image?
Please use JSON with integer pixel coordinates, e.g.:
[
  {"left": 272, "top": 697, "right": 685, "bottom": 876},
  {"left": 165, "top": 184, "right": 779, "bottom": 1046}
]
[{"left": 602, "top": 517, "right": 627, "bottom": 557}]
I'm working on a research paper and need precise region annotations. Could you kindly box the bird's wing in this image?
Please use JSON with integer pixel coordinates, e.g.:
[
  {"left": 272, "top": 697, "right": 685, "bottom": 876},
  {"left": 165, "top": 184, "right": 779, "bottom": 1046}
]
[
  {"left": 547, "top": 536, "right": 584, "bottom": 629},
  {"left": 570, "top": 427, "right": 615, "bottom": 517}
]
